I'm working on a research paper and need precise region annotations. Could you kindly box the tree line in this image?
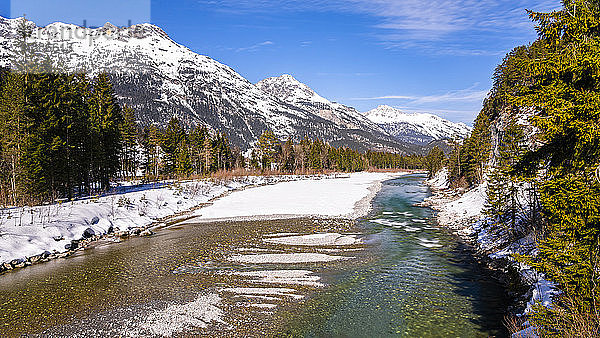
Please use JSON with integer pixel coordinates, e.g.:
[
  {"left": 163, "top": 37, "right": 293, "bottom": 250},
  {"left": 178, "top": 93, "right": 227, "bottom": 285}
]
[
  {"left": 439, "top": 1, "right": 600, "bottom": 335},
  {"left": 0, "top": 71, "right": 122, "bottom": 204},
  {"left": 0, "top": 69, "right": 240, "bottom": 205},
  {"left": 250, "top": 130, "right": 425, "bottom": 173},
  {"left": 0, "top": 69, "right": 424, "bottom": 207}
]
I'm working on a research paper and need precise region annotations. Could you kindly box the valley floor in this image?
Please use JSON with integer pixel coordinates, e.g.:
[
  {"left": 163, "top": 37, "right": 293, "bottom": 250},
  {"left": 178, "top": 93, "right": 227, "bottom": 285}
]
[
  {"left": 0, "top": 171, "right": 509, "bottom": 337},
  {"left": 0, "top": 172, "right": 405, "bottom": 272}
]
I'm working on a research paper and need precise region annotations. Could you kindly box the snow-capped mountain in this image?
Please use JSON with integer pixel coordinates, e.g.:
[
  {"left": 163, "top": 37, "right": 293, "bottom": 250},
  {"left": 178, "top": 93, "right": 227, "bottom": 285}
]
[
  {"left": 363, "top": 105, "right": 472, "bottom": 145},
  {"left": 0, "top": 17, "right": 409, "bottom": 152},
  {"left": 257, "top": 74, "right": 383, "bottom": 132}
]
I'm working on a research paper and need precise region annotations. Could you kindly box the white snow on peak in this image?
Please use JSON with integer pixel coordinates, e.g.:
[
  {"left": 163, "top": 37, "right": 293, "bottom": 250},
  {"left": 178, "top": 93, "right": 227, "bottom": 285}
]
[
  {"left": 0, "top": 16, "right": 406, "bottom": 150},
  {"left": 257, "top": 74, "right": 383, "bottom": 132},
  {"left": 363, "top": 105, "right": 472, "bottom": 143},
  {"left": 257, "top": 74, "right": 331, "bottom": 105},
  {"left": 0, "top": 16, "right": 307, "bottom": 139}
]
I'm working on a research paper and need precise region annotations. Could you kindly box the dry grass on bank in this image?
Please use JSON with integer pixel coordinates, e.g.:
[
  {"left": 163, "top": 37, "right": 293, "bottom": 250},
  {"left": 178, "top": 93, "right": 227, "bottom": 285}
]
[{"left": 505, "top": 295, "right": 600, "bottom": 338}]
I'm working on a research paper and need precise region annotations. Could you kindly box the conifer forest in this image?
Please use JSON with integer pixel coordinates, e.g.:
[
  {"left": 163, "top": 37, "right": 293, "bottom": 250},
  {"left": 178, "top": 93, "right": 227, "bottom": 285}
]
[{"left": 430, "top": 1, "right": 600, "bottom": 334}]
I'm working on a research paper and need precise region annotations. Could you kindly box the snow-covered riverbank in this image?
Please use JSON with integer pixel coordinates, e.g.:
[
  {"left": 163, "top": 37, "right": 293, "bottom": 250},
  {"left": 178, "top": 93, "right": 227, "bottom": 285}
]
[
  {"left": 184, "top": 172, "right": 407, "bottom": 222},
  {"left": 0, "top": 172, "right": 405, "bottom": 273},
  {"left": 422, "top": 169, "right": 556, "bottom": 337},
  {"left": 0, "top": 175, "right": 330, "bottom": 270}
]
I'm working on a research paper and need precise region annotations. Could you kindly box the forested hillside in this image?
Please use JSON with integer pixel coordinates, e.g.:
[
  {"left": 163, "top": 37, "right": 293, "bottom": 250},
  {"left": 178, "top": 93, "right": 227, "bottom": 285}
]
[
  {"left": 0, "top": 16, "right": 412, "bottom": 153},
  {"left": 437, "top": 1, "right": 600, "bottom": 335},
  {"left": 0, "top": 63, "right": 423, "bottom": 207},
  {"left": 0, "top": 19, "right": 424, "bottom": 207}
]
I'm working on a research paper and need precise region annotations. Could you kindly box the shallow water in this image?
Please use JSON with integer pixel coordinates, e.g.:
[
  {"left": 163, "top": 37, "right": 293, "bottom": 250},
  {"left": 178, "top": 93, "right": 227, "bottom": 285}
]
[
  {"left": 280, "top": 174, "right": 510, "bottom": 337},
  {"left": 0, "top": 174, "right": 509, "bottom": 337},
  {"left": 0, "top": 217, "right": 363, "bottom": 337}
]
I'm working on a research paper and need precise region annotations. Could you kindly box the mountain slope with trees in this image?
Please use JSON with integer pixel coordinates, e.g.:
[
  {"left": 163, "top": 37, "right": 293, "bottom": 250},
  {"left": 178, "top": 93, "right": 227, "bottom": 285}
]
[
  {"left": 0, "top": 16, "right": 411, "bottom": 153},
  {"left": 0, "top": 19, "right": 424, "bottom": 207},
  {"left": 437, "top": 1, "right": 600, "bottom": 335}
]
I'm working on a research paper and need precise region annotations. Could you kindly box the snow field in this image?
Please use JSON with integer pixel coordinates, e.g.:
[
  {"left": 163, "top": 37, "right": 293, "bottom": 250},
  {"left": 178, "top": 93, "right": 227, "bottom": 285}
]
[
  {"left": 263, "top": 233, "right": 362, "bottom": 246},
  {"left": 187, "top": 172, "right": 406, "bottom": 221},
  {"left": 0, "top": 175, "right": 326, "bottom": 267},
  {"left": 229, "top": 253, "right": 352, "bottom": 264}
]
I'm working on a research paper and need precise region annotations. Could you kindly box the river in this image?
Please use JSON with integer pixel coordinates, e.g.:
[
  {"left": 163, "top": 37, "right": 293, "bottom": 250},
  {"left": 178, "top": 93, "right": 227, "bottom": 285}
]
[{"left": 0, "top": 174, "right": 509, "bottom": 337}]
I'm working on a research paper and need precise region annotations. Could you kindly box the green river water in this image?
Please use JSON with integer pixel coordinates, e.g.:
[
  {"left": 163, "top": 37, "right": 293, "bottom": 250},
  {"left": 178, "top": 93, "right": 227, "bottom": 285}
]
[{"left": 0, "top": 174, "right": 509, "bottom": 337}]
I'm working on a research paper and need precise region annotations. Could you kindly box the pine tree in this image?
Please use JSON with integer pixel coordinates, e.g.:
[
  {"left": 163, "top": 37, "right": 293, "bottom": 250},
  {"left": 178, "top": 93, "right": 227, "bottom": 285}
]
[
  {"left": 175, "top": 140, "right": 192, "bottom": 177},
  {"left": 0, "top": 71, "right": 27, "bottom": 205},
  {"left": 424, "top": 146, "right": 445, "bottom": 178},
  {"left": 20, "top": 72, "right": 61, "bottom": 201},
  {"left": 296, "top": 138, "right": 311, "bottom": 172},
  {"left": 161, "top": 117, "right": 185, "bottom": 176},
  {"left": 446, "top": 138, "right": 462, "bottom": 182},
  {"left": 189, "top": 126, "right": 208, "bottom": 175},
  {"left": 212, "top": 134, "right": 233, "bottom": 171},
  {"left": 249, "top": 149, "right": 260, "bottom": 171},
  {"left": 119, "top": 105, "right": 138, "bottom": 180},
  {"left": 203, "top": 135, "right": 213, "bottom": 174},
  {"left": 139, "top": 125, "right": 162, "bottom": 180},
  {"left": 281, "top": 138, "right": 296, "bottom": 172},
  {"left": 484, "top": 119, "right": 527, "bottom": 238},
  {"left": 308, "top": 139, "right": 323, "bottom": 170},
  {"left": 88, "top": 73, "right": 123, "bottom": 191},
  {"left": 507, "top": 1, "right": 600, "bottom": 333},
  {"left": 257, "top": 130, "right": 279, "bottom": 170},
  {"left": 461, "top": 112, "right": 492, "bottom": 185}
]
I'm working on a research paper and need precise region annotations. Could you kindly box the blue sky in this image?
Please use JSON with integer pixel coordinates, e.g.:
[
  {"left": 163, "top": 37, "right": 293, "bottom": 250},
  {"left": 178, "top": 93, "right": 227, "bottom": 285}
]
[{"left": 1, "top": 0, "right": 561, "bottom": 124}]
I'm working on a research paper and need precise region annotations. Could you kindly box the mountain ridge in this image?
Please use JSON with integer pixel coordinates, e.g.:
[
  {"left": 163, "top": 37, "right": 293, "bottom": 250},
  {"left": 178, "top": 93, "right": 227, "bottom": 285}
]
[
  {"left": 0, "top": 16, "right": 415, "bottom": 152},
  {"left": 256, "top": 74, "right": 384, "bottom": 132},
  {"left": 363, "top": 105, "right": 472, "bottom": 145},
  {"left": 0, "top": 16, "right": 467, "bottom": 153}
]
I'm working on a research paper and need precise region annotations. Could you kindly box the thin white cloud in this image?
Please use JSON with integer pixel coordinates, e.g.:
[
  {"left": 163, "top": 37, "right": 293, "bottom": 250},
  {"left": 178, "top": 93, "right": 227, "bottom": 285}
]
[
  {"left": 349, "top": 0, "right": 562, "bottom": 52},
  {"left": 351, "top": 87, "right": 489, "bottom": 104},
  {"left": 236, "top": 40, "right": 274, "bottom": 52},
  {"left": 353, "top": 95, "right": 417, "bottom": 100},
  {"left": 201, "top": 0, "right": 562, "bottom": 54},
  {"left": 412, "top": 89, "right": 489, "bottom": 104},
  {"left": 394, "top": 106, "right": 479, "bottom": 115}
]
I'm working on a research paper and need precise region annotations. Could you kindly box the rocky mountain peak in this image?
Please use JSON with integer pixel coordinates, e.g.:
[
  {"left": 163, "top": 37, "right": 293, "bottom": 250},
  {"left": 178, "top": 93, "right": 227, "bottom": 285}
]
[
  {"left": 0, "top": 15, "right": 410, "bottom": 153},
  {"left": 257, "top": 74, "right": 329, "bottom": 105},
  {"left": 363, "top": 105, "right": 472, "bottom": 145}
]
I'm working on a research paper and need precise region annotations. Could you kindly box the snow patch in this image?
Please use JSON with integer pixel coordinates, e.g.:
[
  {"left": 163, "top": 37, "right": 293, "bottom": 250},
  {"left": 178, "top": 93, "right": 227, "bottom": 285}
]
[
  {"left": 0, "top": 175, "right": 319, "bottom": 266},
  {"left": 235, "top": 270, "right": 323, "bottom": 287},
  {"left": 186, "top": 172, "right": 406, "bottom": 221},
  {"left": 230, "top": 253, "right": 352, "bottom": 264},
  {"left": 436, "top": 183, "right": 487, "bottom": 226},
  {"left": 133, "top": 293, "right": 224, "bottom": 337},
  {"left": 263, "top": 233, "right": 361, "bottom": 246},
  {"left": 426, "top": 168, "right": 449, "bottom": 190},
  {"left": 222, "top": 287, "right": 304, "bottom": 300}
]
